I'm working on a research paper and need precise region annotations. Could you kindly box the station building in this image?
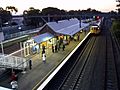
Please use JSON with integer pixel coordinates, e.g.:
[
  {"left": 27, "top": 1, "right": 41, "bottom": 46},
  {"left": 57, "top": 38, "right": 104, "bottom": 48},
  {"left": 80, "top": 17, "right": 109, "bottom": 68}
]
[{"left": 23, "top": 18, "right": 90, "bottom": 57}]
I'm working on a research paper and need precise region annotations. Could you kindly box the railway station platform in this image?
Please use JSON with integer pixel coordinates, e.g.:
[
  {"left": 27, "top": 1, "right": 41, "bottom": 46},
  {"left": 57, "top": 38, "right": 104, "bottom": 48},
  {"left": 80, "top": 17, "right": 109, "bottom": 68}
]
[{"left": 0, "top": 31, "right": 88, "bottom": 90}]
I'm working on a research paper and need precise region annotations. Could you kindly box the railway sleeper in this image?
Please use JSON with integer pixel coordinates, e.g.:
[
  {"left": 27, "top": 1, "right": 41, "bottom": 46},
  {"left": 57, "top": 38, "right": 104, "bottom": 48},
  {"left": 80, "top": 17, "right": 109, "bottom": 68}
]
[{"left": 106, "top": 32, "right": 119, "bottom": 90}]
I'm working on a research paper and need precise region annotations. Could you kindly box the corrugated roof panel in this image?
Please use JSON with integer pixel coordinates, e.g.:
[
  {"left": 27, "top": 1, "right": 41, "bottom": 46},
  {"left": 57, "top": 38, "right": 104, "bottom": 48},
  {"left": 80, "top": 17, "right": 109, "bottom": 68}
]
[
  {"left": 46, "top": 18, "right": 90, "bottom": 36},
  {"left": 56, "top": 23, "right": 80, "bottom": 36},
  {"left": 32, "top": 33, "right": 54, "bottom": 44},
  {"left": 47, "top": 18, "right": 79, "bottom": 32}
]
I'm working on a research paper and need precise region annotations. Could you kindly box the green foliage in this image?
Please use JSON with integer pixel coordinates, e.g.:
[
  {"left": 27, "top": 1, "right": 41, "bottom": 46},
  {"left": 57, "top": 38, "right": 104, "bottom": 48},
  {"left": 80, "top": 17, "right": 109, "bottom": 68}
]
[
  {"left": 0, "top": 9, "right": 12, "bottom": 24},
  {"left": 111, "top": 20, "right": 120, "bottom": 38},
  {"left": 42, "top": 7, "right": 61, "bottom": 15},
  {"left": 114, "top": 31, "right": 120, "bottom": 38},
  {"left": 23, "top": 7, "right": 106, "bottom": 26},
  {"left": 6, "top": 6, "right": 18, "bottom": 13},
  {"left": 23, "top": 7, "right": 41, "bottom": 26},
  {"left": 111, "top": 20, "right": 120, "bottom": 31}
]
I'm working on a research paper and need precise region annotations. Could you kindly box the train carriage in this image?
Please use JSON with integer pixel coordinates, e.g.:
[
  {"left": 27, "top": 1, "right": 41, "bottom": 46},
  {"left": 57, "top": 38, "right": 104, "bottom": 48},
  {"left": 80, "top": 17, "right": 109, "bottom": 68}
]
[
  {"left": 90, "top": 25, "right": 101, "bottom": 35},
  {"left": 90, "top": 19, "right": 102, "bottom": 35}
]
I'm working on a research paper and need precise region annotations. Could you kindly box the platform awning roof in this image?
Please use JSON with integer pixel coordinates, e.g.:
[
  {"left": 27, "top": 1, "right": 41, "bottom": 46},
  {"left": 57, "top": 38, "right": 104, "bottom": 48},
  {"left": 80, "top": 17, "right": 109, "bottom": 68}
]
[
  {"left": 46, "top": 18, "right": 90, "bottom": 36},
  {"left": 56, "top": 23, "right": 80, "bottom": 36},
  {"left": 56, "top": 22, "right": 89, "bottom": 36},
  {"left": 32, "top": 33, "right": 54, "bottom": 44}
]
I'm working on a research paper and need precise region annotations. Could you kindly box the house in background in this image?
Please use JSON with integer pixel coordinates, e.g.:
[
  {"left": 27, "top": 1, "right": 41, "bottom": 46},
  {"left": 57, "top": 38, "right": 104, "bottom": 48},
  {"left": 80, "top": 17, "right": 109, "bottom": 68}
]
[{"left": 11, "top": 16, "right": 23, "bottom": 25}]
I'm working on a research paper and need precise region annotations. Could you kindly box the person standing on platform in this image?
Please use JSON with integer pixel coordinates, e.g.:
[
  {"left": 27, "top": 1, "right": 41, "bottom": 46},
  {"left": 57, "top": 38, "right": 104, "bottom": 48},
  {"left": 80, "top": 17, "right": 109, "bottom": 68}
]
[
  {"left": 11, "top": 72, "right": 17, "bottom": 81},
  {"left": 11, "top": 80, "right": 18, "bottom": 90},
  {"left": 42, "top": 53, "right": 46, "bottom": 63},
  {"left": 57, "top": 43, "right": 60, "bottom": 51},
  {"left": 42, "top": 50, "right": 45, "bottom": 55},
  {"left": 62, "top": 44, "right": 65, "bottom": 51},
  {"left": 52, "top": 44, "right": 54, "bottom": 53},
  {"left": 77, "top": 35, "right": 80, "bottom": 41},
  {"left": 29, "top": 59, "right": 32, "bottom": 70},
  {"left": 42, "top": 44, "right": 45, "bottom": 53},
  {"left": 57, "top": 40, "right": 60, "bottom": 51},
  {"left": 55, "top": 44, "right": 57, "bottom": 52}
]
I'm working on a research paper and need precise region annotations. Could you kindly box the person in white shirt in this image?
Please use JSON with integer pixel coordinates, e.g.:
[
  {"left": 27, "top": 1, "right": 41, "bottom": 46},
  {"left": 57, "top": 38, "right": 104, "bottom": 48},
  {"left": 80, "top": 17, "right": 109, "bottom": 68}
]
[
  {"left": 10, "top": 80, "right": 18, "bottom": 90},
  {"left": 42, "top": 53, "right": 46, "bottom": 63}
]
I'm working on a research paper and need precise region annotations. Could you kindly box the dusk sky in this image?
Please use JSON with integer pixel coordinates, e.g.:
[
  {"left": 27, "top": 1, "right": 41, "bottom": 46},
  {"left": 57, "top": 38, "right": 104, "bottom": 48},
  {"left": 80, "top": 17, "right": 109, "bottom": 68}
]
[{"left": 1, "top": 0, "right": 117, "bottom": 14}]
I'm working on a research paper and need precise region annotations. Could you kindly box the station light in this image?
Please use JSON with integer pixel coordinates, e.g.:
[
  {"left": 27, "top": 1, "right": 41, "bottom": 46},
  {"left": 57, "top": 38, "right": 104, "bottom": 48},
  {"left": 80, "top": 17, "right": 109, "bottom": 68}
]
[
  {"left": 94, "top": 16, "right": 100, "bottom": 20},
  {"left": 93, "top": 16, "right": 95, "bottom": 19},
  {"left": 97, "top": 16, "right": 100, "bottom": 19}
]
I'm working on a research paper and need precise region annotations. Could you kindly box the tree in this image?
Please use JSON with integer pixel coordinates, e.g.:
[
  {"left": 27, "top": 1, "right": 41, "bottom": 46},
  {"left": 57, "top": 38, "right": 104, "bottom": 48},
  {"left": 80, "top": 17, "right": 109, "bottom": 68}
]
[
  {"left": 6, "top": 6, "right": 18, "bottom": 14},
  {"left": 28, "top": 7, "right": 35, "bottom": 11},
  {"left": 0, "top": 7, "right": 12, "bottom": 25},
  {"left": 116, "top": 0, "right": 120, "bottom": 13},
  {"left": 42, "top": 7, "right": 61, "bottom": 15},
  {"left": 0, "top": 7, "right": 4, "bottom": 11},
  {"left": 42, "top": 7, "right": 69, "bottom": 21},
  {"left": 87, "top": 8, "right": 92, "bottom": 12},
  {"left": 23, "top": 7, "right": 41, "bottom": 26}
]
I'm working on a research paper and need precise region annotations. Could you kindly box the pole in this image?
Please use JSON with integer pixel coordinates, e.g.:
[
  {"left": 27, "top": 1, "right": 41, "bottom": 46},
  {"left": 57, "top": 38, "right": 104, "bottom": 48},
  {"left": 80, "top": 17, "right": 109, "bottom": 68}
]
[
  {"left": 20, "top": 42, "right": 26, "bottom": 74},
  {"left": 80, "top": 16, "right": 81, "bottom": 28},
  {"left": 1, "top": 41, "right": 4, "bottom": 65},
  {"left": 38, "top": 44, "right": 40, "bottom": 59},
  {"left": 1, "top": 41, "right": 4, "bottom": 56},
  {"left": 0, "top": 17, "right": 3, "bottom": 52},
  {"left": 20, "top": 42, "right": 23, "bottom": 60},
  {"left": 0, "top": 17, "right": 5, "bottom": 69},
  {"left": 0, "top": 18, "right": 5, "bottom": 69},
  {"left": 48, "top": 14, "right": 50, "bottom": 22},
  {"left": 0, "top": 17, "right": 2, "bottom": 31}
]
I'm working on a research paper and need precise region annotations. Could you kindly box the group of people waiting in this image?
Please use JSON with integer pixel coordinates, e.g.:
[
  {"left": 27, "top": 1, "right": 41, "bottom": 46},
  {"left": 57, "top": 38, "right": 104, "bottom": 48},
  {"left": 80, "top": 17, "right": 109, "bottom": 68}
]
[
  {"left": 51, "top": 37, "right": 66, "bottom": 53},
  {"left": 52, "top": 44, "right": 65, "bottom": 53},
  {"left": 41, "top": 39, "right": 66, "bottom": 63}
]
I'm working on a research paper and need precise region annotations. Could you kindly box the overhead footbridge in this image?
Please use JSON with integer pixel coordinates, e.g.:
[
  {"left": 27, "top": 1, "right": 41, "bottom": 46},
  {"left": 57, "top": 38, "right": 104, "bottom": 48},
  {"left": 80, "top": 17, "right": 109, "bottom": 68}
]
[{"left": 0, "top": 52, "right": 27, "bottom": 70}]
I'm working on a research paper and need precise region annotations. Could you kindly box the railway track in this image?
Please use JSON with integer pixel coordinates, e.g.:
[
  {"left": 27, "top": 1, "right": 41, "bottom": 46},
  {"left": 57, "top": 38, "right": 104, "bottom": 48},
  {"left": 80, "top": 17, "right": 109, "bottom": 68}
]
[
  {"left": 105, "top": 29, "right": 119, "bottom": 90},
  {"left": 58, "top": 37, "right": 96, "bottom": 90},
  {"left": 111, "top": 32, "right": 120, "bottom": 90}
]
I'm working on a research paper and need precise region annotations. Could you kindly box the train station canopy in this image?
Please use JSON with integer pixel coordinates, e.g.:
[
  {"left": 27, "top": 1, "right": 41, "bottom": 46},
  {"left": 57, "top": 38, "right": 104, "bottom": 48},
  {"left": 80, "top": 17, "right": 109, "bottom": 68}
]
[
  {"left": 32, "top": 32, "right": 54, "bottom": 44},
  {"left": 45, "top": 18, "right": 90, "bottom": 36}
]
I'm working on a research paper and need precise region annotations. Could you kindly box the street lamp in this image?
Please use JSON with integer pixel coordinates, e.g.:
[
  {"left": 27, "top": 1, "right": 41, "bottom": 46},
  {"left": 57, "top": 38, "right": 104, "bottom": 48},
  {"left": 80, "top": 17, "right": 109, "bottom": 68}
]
[
  {"left": 0, "top": 33, "right": 5, "bottom": 67},
  {"left": 18, "top": 26, "right": 22, "bottom": 30},
  {"left": 0, "top": 17, "right": 5, "bottom": 65}
]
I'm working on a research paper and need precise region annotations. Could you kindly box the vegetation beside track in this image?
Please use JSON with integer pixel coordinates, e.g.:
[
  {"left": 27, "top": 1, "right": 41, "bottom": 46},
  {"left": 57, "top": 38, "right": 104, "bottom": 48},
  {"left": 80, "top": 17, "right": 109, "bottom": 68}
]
[{"left": 111, "top": 20, "right": 120, "bottom": 44}]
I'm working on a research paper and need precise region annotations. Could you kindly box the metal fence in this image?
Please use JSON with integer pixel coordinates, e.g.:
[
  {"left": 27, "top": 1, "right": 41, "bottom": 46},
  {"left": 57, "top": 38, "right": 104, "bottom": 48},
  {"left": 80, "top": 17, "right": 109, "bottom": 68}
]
[{"left": 4, "top": 27, "right": 41, "bottom": 40}]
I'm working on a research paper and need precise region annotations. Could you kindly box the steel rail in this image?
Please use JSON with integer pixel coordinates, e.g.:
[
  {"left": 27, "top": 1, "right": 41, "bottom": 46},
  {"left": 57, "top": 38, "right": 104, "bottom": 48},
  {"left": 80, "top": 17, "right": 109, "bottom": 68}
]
[
  {"left": 58, "top": 37, "right": 92, "bottom": 89},
  {"left": 58, "top": 37, "right": 96, "bottom": 90},
  {"left": 105, "top": 27, "right": 119, "bottom": 90}
]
